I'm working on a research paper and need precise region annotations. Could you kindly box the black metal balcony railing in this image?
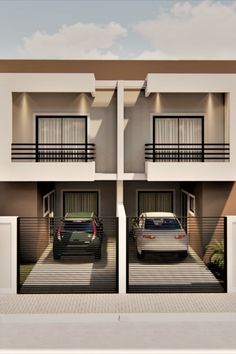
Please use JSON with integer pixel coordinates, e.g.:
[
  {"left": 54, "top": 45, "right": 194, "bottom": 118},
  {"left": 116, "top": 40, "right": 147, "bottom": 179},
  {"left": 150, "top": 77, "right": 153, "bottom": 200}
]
[
  {"left": 145, "top": 143, "right": 230, "bottom": 162},
  {"left": 11, "top": 143, "right": 96, "bottom": 162}
]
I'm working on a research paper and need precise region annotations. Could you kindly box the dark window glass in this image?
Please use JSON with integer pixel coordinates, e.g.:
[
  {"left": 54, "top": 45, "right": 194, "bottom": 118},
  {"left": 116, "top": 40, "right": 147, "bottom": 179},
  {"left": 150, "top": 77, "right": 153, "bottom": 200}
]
[
  {"left": 63, "top": 220, "right": 93, "bottom": 232},
  {"left": 144, "top": 218, "right": 181, "bottom": 230}
]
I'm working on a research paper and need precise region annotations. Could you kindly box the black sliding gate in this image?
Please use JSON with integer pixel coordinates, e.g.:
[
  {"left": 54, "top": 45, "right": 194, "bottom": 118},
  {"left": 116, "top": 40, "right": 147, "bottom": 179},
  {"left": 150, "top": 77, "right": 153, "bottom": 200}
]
[
  {"left": 18, "top": 217, "right": 118, "bottom": 294},
  {"left": 127, "top": 216, "right": 226, "bottom": 293},
  {"left": 18, "top": 216, "right": 227, "bottom": 294}
]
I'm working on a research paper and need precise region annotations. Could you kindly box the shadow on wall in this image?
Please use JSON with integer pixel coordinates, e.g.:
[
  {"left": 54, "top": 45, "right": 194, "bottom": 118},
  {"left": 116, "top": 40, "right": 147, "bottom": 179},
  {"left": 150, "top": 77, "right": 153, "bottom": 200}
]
[
  {"left": 124, "top": 90, "right": 148, "bottom": 173},
  {"left": 90, "top": 91, "right": 117, "bottom": 174}
]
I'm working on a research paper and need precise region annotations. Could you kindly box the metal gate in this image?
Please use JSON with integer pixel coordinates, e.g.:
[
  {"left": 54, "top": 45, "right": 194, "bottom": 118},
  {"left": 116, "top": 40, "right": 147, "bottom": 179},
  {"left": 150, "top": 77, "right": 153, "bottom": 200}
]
[
  {"left": 127, "top": 216, "right": 226, "bottom": 293},
  {"left": 18, "top": 217, "right": 118, "bottom": 293}
]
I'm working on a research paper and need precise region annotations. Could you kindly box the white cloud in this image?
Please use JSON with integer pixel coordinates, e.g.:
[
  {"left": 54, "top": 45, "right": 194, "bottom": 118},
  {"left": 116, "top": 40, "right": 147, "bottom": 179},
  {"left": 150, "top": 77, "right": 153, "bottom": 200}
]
[
  {"left": 18, "top": 22, "right": 127, "bottom": 58},
  {"left": 133, "top": 1, "right": 236, "bottom": 59}
]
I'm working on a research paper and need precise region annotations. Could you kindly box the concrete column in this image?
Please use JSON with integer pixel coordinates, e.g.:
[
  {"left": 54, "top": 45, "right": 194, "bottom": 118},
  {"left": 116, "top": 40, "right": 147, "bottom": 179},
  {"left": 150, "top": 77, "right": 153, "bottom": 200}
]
[
  {"left": 117, "top": 180, "right": 126, "bottom": 293},
  {"left": 117, "top": 81, "right": 124, "bottom": 179},
  {"left": 225, "top": 92, "right": 230, "bottom": 144},
  {"left": 227, "top": 216, "right": 236, "bottom": 292},
  {"left": 116, "top": 81, "right": 126, "bottom": 293}
]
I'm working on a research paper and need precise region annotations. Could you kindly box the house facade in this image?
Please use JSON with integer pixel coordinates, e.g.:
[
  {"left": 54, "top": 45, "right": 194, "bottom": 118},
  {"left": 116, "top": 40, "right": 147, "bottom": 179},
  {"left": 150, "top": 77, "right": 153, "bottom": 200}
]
[{"left": 1, "top": 60, "right": 236, "bottom": 294}]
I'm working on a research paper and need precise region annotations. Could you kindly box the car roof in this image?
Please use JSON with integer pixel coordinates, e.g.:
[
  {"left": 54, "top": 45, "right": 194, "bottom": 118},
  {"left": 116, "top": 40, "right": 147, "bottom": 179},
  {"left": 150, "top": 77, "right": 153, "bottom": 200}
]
[
  {"left": 64, "top": 212, "right": 95, "bottom": 220},
  {"left": 139, "top": 212, "right": 176, "bottom": 218}
]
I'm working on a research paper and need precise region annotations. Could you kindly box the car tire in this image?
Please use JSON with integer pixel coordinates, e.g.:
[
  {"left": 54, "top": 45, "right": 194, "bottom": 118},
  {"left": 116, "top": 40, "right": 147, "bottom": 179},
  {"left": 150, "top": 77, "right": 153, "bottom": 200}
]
[
  {"left": 178, "top": 251, "right": 188, "bottom": 259},
  {"left": 95, "top": 248, "right": 102, "bottom": 260},
  {"left": 53, "top": 253, "right": 61, "bottom": 260},
  {"left": 137, "top": 251, "right": 144, "bottom": 260}
]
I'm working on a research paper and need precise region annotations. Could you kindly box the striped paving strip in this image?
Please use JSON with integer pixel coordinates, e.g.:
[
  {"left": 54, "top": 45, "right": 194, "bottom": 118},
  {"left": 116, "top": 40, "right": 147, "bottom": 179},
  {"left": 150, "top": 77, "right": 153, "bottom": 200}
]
[
  {"left": 128, "top": 239, "right": 224, "bottom": 292},
  {"left": 21, "top": 237, "right": 117, "bottom": 293}
]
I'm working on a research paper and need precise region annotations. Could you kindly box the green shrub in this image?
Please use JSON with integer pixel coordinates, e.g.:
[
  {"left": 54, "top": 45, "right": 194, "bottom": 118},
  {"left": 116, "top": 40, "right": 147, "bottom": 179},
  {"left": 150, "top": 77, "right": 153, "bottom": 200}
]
[{"left": 207, "top": 240, "right": 224, "bottom": 280}]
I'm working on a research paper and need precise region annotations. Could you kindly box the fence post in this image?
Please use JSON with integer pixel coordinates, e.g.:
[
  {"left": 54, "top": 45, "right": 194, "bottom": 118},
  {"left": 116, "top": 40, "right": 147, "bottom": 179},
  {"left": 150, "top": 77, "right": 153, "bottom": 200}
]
[
  {"left": 85, "top": 143, "right": 88, "bottom": 162},
  {"left": 36, "top": 143, "right": 39, "bottom": 162},
  {"left": 226, "top": 216, "right": 236, "bottom": 293},
  {"left": 0, "top": 217, "right": 18, "bottom": 294},
  {"left": 224, "top": 216, "right": 227, "bottom": 292},
  {"left": 117, "top": 203, "right": 126, "bottom": 293},
  {"left": 202, "top": 142, "right": 205, "bottom": 162}
]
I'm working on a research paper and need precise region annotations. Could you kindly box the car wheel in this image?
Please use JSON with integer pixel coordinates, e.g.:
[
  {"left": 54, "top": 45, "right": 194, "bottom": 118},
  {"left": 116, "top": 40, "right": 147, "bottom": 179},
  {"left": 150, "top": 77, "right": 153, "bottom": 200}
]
[
  {"left": 178, "top": 251, "right": 188, "bottom": 259},
  {"left": 53, "top": 253, "right": 61, "bottom": 260},
  {"left": 95, "top": 248, "right": 102, "bottom": 260},
  {"left": 137, "top": 251, "right": 144, "bottom": 260}
]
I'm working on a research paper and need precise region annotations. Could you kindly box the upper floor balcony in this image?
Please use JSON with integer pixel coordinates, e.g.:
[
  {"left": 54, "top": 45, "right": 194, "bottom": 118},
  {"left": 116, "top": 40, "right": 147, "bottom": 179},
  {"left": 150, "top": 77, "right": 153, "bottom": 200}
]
[
  {"left": 124, "top": 89, "right": 231, "bottom": 181},
  {"left": 8, "top": 89, "right": 117, "bottom": 181},
  {"left": 145, "top": 143, "right": 229, "bottom": 163},
  {"left": 11, "top": 143, "right": 96, "bottom": 162}
]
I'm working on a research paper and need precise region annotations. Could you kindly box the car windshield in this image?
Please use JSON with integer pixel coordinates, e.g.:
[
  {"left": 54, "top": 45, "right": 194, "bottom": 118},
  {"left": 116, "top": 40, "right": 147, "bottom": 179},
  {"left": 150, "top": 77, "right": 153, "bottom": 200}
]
[
  {"left": 64, "top": 220, "right": 93, "bottom": 232},
  {"left": 144, "top": 217, "right": 181, "bottom": 230}
]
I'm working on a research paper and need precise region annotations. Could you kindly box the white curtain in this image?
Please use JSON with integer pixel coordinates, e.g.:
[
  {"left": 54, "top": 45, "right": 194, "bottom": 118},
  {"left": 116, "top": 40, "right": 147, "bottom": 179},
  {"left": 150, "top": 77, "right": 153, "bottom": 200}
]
[
  {"left": 179, "top": 118, "right": 202, "bottom": 161},
  {"left": 64, "top": 192, "right": 98, "bottom": 215},
  {"left": 139, "top": 192, "right": 173, "bottom": 214},
  {"left": 38, "top": 117, "right": 86, "bottom": 161},
  {"left": 155, "top": 118, "right": 178, "bottom": 161},
  {"left": 62, "top": 118, "right": 85, "bottom": 144},
  {"left": 155, "top": 118, "right": 178, "bottom": 144},
  {"left": 179, "top": 118, "right": 202, "bottom": 144},
  {"left": 63, "top": 118, "right": 86, "bottom": 161},
  {"left": 38, "top": 118, "right": 62, "bottom": 144},
  {"left": 155, "top": 117, "right": 202, "bottom": 161},
  {"left": 38, "top": 118, "right": 61, "bottom": 161}
]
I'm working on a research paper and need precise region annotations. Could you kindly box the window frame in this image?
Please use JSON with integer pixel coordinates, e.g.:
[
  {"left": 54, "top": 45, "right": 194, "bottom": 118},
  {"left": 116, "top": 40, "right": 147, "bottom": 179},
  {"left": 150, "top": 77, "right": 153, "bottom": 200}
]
[
  {"left": 36, "top": 115, "right": 88, "bottom": 146},
  {"left": 153, "top": 115, "right": 204, "bottom": 146},
  {"left": 43, "top": 190, "right": 55, "bottom": 217}
]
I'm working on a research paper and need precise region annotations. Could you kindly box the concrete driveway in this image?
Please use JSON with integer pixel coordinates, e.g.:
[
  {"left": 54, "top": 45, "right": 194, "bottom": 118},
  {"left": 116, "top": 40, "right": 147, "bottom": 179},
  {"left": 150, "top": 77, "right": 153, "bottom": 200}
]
[
  {"left": 20, "top": 236, "right": 117, "bottom": 293},
  {"left": 128, "top": 238, "right": 224, "bottom": 293},
  {"left": 21, "top": 236, "right": 223, "bottom": 294}
]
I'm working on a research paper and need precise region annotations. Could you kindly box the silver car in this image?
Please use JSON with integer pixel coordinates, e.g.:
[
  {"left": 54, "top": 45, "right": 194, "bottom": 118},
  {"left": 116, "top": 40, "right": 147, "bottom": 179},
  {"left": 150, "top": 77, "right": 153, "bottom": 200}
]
[{"left": 134, "top": 212, "right": 188, "bottom": 259}]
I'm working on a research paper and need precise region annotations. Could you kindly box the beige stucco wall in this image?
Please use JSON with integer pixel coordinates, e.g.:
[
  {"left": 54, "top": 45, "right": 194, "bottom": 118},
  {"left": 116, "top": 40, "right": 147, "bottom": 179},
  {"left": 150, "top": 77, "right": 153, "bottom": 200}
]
[
  {"left": 12, "top": 91, "right": 117, "bottom": 173},
  {"left": 124, "top": 91, "right": 225, "bottom": 173},
  {"left": 0, "top": 181, "right": 116, "bottom": 217},
  {"left": 0, "top": 182, "right": 38, "bottom": 217},
  {"left": 182, "top": 181, "right": 236, "bottom": 217},
  {"left": 0, "top": 182, "right": 55, "bottom": 217}
]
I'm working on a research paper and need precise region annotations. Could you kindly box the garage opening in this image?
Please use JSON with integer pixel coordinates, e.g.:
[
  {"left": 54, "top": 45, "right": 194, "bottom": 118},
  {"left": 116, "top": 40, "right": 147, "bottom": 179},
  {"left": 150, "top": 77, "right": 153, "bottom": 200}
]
[
  {"left": 127, "top": 215, "right": 226, "bottom": 293},
  {"left": 18, "top": 215, "right": 118, "bottom": 294}
]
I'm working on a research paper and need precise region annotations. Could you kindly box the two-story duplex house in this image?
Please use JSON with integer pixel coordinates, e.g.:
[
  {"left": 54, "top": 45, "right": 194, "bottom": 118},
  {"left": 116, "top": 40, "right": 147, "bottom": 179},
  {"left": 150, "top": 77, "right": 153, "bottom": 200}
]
[{"left": 0, "top": 60, "right": 236, "bottom": 294}]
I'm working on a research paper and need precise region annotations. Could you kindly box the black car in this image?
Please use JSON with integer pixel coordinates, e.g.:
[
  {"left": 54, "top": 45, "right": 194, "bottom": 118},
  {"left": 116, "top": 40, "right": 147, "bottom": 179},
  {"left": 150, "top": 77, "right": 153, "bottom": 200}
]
[{"left": 53, "top": 212, "right": 103, "bottom": 260}]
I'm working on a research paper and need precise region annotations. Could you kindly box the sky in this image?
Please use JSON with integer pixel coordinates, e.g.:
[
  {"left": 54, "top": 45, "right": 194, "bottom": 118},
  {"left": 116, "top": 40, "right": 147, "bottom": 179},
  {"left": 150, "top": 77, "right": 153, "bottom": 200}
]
[{"left": 0, "top": 0, "right": 236, "bottom": 59}]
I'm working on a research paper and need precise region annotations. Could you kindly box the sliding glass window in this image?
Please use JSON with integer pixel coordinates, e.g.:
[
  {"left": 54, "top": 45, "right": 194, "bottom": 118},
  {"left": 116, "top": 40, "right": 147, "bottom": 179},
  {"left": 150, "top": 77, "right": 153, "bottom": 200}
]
[
  {"left": 36, "top": 115, "right": 87, "bottom": 162},
  {"left": 153, "top": 116, "right": 204, "bottom": 162}
]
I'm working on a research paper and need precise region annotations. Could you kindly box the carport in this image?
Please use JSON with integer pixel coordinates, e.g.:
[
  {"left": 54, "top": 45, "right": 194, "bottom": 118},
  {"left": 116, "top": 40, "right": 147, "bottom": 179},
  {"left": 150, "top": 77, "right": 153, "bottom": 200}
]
[
  {"left": 18, "top": 217, "right": 118, "bottom": 294},
  {"left": 127, "top": 216, "right": 226, "bottom": 293}
]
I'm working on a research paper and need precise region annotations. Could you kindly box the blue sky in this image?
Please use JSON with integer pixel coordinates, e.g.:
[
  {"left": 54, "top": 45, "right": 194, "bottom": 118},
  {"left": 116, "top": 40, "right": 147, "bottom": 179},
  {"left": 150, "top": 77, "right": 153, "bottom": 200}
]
[{"left": 0, "top": 0, "right": 236, "bottom": 59}]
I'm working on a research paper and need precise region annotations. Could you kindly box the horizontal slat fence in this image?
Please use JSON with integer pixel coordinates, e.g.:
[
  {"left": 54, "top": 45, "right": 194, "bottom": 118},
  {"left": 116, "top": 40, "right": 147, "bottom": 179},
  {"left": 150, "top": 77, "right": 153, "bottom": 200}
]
[
  {"left": 18, "top": 217, "right": 118, "bottom": 294},
  {"left": 127, "top": 216, "right": 226, "bottom": 293}
]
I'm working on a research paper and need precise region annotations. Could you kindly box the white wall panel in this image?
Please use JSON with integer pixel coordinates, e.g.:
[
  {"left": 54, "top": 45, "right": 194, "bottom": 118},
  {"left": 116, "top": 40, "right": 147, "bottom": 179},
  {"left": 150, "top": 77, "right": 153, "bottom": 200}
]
[{"left": 0, "top": 217, "right": 17, "bottom": 294}]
